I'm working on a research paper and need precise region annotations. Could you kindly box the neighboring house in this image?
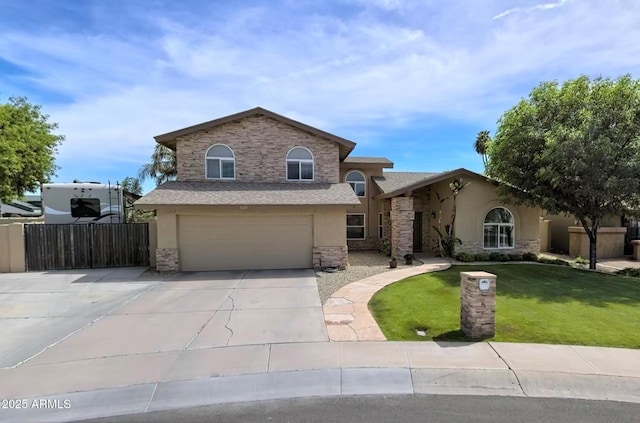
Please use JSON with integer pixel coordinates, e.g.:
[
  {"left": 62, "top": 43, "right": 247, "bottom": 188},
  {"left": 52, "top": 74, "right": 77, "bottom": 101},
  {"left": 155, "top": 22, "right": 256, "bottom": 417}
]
[{"left": 135, "top": 107, "right": 540, "bottom": 272}]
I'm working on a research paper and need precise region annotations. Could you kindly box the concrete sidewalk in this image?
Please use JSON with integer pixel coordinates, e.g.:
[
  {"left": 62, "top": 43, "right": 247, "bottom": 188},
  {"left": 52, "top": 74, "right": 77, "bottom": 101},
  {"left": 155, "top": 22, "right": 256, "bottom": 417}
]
[{"left": 1, "top": 341, "right": 639, "bottom": 423}]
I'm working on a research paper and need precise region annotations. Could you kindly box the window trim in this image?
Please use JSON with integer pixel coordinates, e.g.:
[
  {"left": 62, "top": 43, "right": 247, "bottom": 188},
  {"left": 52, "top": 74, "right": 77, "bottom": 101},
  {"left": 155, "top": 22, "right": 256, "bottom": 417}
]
[
  {"left": 483, "top": 207, "right": 515, "bottom": 249},
  {"left": 345, "top": 170, "right": 366, "bottom": 197},
  {"left": 205, "top": 144, "right": 236, "bottom": 180},
  {"left": 378, "top": 212, "right": 383, "bottom": 239},
  {"left": 286, "top": 146, "right": 314, "bottom": 181},
  {"left": 347, "top": 213, "right": 366, "bottom": 240}
]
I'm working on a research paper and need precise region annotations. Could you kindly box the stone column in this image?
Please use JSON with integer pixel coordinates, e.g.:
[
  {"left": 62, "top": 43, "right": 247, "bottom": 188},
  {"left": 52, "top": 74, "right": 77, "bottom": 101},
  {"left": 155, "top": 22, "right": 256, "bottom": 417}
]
[
  {"left": 460, "top": 271, "right": 496, "bottom": 339},
  {"left": 390, "top": 197, "right": 414, "bottom": 259}
]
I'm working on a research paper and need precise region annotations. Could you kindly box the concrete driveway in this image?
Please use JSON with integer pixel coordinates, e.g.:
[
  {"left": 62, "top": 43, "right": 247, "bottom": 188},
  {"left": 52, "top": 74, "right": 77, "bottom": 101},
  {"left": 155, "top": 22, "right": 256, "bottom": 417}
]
[{"left": 0, "top": 267, "right": 327, "bottom": 369}]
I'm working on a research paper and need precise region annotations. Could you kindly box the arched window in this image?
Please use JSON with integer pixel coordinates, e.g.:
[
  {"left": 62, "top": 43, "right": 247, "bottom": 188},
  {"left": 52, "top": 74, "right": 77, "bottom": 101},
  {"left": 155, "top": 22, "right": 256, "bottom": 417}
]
[
  {"left": 483, "top": 207, "right": 515, "bottom": 249},
  {"left": 206, "top": 144, "right": 235, "bottom": 179},
  {"left": 286, "top": 147, "right": 314, "bottom": 181},
  {"left": 345, "top": 171, "right": 366, "bottom": 197}
]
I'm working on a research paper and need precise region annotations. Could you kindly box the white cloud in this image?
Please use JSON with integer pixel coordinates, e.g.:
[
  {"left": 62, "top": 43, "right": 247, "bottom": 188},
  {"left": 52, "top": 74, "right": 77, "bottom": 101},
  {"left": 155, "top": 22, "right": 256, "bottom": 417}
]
[
  {"left": 0, "top": 0, "right": 639, "bottom": 177},
  {"left": 493, "top": 0, "right": 573, "bottom": 20}
]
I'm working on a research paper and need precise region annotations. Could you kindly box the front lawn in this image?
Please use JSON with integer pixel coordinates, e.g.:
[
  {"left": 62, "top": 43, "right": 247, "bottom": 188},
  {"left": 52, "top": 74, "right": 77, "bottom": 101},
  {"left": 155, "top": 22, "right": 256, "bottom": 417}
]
[{"left": 369, "top": 264, "right": 640, "bottom": 348}]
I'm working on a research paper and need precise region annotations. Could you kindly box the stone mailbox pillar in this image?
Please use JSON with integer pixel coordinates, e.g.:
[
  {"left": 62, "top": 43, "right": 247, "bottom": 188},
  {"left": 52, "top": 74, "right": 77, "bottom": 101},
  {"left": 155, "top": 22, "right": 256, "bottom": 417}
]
[{"left": 460, "top": 271, "right": 496, "bottom": 339}]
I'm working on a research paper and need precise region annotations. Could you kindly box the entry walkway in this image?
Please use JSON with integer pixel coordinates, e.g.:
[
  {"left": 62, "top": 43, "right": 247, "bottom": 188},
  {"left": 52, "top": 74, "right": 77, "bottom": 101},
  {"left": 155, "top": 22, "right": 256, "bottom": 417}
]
[{"left": 323, "top": 256, "right": 451, "bottom": 341}]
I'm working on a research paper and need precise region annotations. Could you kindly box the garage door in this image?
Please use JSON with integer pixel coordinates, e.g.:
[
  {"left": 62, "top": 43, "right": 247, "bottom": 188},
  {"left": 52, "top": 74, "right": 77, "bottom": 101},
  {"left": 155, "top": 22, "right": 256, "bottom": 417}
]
[{"left": 178, "top": 214, "right": 313, "bottom": 271}]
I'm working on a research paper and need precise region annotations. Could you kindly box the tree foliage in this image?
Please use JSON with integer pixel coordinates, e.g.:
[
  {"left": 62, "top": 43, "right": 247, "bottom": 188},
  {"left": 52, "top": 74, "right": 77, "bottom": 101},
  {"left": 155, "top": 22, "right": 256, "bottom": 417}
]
[
  {"left": 138, "top": 144, "right": 177, "bottom": 186},
  {"left": 120, "top": 176, "right": 153, "bottom": 223},
  {"left": 0, "top": 97, "right": 64, "bottom": 201},
  {"left": 486, "top": 75, "right": 640, "bottom": 269},
  {"left": 474, "top": 130, "right": 491, "bottom": 167}
]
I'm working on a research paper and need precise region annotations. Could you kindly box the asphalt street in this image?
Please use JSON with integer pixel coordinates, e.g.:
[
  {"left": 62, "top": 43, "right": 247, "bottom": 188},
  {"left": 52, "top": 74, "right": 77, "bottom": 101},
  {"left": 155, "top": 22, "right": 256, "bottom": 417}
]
[{"left": 77, "top": 395, "right": 640, "bottom": 423}]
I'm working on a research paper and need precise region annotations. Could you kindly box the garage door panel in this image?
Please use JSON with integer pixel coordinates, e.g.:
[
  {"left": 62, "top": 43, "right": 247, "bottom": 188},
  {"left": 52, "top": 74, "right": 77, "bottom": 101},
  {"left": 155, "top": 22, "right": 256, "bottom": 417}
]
[{"left": 178, "top": 215, "right": 313, "bottom": 271}]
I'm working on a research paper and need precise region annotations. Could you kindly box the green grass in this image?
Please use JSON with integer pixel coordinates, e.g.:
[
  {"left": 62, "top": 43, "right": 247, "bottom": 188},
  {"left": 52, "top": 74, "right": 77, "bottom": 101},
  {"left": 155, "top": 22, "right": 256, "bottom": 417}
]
[{"left": 369, "top": 264, "right": 640, "bottom": 348}]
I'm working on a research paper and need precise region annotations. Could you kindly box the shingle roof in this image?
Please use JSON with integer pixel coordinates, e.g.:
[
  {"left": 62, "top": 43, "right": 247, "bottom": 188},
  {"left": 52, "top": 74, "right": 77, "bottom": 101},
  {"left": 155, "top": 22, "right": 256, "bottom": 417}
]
[
  {"left": 372, "top": 172, "right": 442, "bottom": 194},
  {"left": 343, "top": 156, "right": 394, "bottom": 165},
  {"left": 135, "top": 181, "right": 361, "bottom": 207}
]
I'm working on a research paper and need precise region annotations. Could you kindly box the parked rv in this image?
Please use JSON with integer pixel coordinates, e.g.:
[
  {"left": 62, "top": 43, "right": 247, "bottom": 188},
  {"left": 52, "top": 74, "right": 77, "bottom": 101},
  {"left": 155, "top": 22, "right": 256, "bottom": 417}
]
[{"left": 42, "top": 183, "right": 124, "bottom": 224}]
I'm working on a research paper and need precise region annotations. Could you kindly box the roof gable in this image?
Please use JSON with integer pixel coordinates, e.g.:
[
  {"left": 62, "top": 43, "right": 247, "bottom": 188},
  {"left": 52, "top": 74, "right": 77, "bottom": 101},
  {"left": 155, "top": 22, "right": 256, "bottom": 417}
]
[
  {"left": 155, "top": 107, "right": 356, "bottom": 160},
  {"left": 375, "top": 168, "right": 495, "bottom": 198}
]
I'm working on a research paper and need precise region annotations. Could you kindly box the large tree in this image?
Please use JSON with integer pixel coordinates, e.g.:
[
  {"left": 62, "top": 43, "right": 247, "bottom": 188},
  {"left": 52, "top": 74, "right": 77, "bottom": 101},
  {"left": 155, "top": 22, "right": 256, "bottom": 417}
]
[
  {"left": 0, "top": 97, "right": 64, "bottom": 201},
  {"left": 486, "top": 75, "right": 640, "bottom": 270},
  {"left": 138, "top": 144, "right": 177, "bottom": 186}
]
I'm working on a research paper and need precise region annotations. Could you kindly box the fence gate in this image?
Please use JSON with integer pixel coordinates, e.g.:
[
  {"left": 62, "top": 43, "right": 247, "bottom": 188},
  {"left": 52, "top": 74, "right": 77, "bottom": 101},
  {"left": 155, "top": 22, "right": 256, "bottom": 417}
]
[{"left": 24, "top": 223, "right": 149, "bottom": 271}]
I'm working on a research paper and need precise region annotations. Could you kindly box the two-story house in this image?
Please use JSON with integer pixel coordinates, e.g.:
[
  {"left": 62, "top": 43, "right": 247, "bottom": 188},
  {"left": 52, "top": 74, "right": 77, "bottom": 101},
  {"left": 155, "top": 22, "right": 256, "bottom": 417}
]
[{"left": 136, "top": 107, "right": 541, "bottom": 272}]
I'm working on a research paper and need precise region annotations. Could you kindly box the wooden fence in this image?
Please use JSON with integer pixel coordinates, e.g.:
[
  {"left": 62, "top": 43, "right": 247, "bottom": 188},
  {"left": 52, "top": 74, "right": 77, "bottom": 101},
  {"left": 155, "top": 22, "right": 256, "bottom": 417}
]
[{"left": 24, "top": 223, "right": 149, "bottom": 271}]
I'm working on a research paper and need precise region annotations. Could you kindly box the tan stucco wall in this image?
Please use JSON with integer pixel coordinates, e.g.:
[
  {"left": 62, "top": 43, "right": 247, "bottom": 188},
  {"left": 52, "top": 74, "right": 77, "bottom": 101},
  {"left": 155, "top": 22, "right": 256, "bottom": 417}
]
[
  {"left": 568, "top": 226, "right": 626, "bottom": 259},
  {"left": 543, "top": 212, "right": 624, "bottom": 254},
  {"left": 156, "top": 211, "right": 177, "bottom": 249},
  {"left": 0, "top": 223, "right": 26, "bottom": 273},
  {"left": 311, "top": 209, "right": 347, "bottom": 246},
  {"left": 436, "top": 176, "right": 540, "bottom": 254},
  {"left": 148, "top": 219, "right": 158, "bottom": 267},
  {"left": 0, "top": 216, "right": 43, "bottom": 224},
  {"left": 339, "top": 165, "right": 386, "bottom": 250},
  {"left": 176, "top": 115, "right": 340, "bottom": 183},
  {"left": 542, "top": 211, "right": 575, "bottom": 254},
  {"left": 539, "top": 220, "right": 551, "bottom": 253},
  {"left": 155, "top": 205, "right": 347, "bottom": 251}
]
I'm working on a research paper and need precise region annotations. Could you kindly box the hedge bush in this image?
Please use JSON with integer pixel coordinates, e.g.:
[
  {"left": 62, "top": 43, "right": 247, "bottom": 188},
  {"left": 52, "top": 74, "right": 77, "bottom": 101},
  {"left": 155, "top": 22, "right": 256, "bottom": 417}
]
[
  {"left": 537, "top": 257, "right": 571, "bottom": 266},
  {"left": 508, "top": 253, "right": 524, "bottom": 261},
  {"left": 455, "top": 252, "right": 475, "bottom": 262},
  {"left": 474, "top": 253, "right": 491, "bottom": 261},
  {"left": 522, "top": 252, "right": 538, "bottom": 262},
  {"left": 615, "top": 267, "right": 640, "bottom": 278}
]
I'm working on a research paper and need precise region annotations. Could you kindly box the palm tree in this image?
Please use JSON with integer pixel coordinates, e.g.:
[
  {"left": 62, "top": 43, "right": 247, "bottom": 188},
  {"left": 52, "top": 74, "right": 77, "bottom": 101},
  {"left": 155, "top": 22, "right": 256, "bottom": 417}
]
[
  {"left": 474, "top": 130, "right": 491, "bottom": 167},
  {"left": 138, "top": 144, "right": 177, "bottom": 186}
]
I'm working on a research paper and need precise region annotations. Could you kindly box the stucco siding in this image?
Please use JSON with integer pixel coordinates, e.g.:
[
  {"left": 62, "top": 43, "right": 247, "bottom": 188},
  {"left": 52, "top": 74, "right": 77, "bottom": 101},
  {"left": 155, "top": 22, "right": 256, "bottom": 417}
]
[
  {"left": 435, "top": 176, "right": 540, "bottom": 255},
  {"left": 342, "top": 166, "right": 385, "bottom": 251},
  {"left": 154, "top": 205, "right": 348, "bottom": 271}
]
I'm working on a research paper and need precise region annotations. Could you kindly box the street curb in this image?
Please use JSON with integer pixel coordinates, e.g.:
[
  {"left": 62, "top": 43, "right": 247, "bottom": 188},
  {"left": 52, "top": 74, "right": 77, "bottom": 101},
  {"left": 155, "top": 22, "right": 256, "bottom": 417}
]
[{"left": 2, "top": 368, "right": 638, "bottom": 423}]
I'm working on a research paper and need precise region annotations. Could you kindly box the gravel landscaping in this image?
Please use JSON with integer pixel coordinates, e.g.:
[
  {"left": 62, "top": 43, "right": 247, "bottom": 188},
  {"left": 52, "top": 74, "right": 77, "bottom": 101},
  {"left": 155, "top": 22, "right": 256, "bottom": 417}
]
[{"left": 315, "top": 250, "right": 423, "bottom": 304}]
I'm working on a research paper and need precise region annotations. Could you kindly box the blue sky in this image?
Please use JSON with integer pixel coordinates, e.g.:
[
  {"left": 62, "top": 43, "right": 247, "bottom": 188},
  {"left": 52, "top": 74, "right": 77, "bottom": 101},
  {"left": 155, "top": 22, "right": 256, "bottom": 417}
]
[{"left": 1, "top": 0, "right": 639, "bottom": 193}]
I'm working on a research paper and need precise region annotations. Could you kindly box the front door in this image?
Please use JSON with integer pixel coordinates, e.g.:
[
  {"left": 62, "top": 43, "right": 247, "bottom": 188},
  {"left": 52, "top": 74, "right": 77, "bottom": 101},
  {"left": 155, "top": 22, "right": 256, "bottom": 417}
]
[{"left": 413, "top": 212, "right": 423, "bottom": 252}]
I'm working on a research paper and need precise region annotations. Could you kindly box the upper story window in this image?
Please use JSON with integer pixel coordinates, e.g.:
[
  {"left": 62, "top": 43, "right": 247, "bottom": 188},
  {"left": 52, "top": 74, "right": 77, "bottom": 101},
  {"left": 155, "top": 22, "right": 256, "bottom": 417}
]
[
  {"left": 345, "top": 171, "right": 366, "bottom": 197},
  {"left": 286, "top": 147, "right": 314, "bottom": 181},
  {"left": 206, "top": 144, "right": 235, "bottom": 179},
  {"left": 483, "top": 207, "right": 515, "bottom": 249}
]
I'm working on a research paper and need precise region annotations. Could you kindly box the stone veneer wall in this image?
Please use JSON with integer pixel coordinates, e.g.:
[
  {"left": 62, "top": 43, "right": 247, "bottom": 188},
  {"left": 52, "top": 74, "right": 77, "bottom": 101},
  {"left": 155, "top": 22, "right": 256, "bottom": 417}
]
[
  {"left": 156, "top": 248, "right": 180, "bottom": 272},
  {"left": 347, "top": 239, "right": 379, "bottom": 250},
  {"left": 391, "top": 197, "right": 414, "bottom": 259},
  {"left": 460, "top": 271, "right": 496, "bottom": 339},
  {"left": 313, "top": 246, "right": 348, "bottom": 270},
  {"left": 382, "top": 199, "right": 392, "bottom": 243},
  {"left": 456, "top": 240, "right": 541, "bottom": 256},
  {"left": 176, "top": 115, "right": 340, "bottom": 183}
]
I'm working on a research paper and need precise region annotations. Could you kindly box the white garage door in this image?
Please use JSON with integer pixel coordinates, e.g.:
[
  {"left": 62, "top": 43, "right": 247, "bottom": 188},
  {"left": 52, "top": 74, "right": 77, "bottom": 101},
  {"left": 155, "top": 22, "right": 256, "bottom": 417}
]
[{"left": 178, "top": 214, "right": 313, "bottom": 271}]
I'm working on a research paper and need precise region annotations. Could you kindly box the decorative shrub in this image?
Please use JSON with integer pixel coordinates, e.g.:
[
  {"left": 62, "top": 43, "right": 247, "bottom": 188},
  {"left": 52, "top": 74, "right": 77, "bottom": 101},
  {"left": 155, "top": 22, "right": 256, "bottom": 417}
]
[
  {"left": 508, "top": 253, "right": 524, "bottom": 261},
  {"left": 537, "top": 257, "right": 570, "bottom": 266},
  {"left": 489, "top": 252, "right": 502, "bottom": 261},
  {"left": 474, "top": 253, "right": 491, "bottom": 261},
  {"left": 455, "top": 252, "right": 475, "bottom": 262},
  {"left": 522, "top": 252, "right": 538, "bottom": 262},
  {"left": 615, "top": 268, "right": 640, "bottom": 278},
  {"left": 575, "top": 256, "right": 589, "bottom": 265},
  {"left": 489, "top": 252, "right": 510, "bottom": 261}
]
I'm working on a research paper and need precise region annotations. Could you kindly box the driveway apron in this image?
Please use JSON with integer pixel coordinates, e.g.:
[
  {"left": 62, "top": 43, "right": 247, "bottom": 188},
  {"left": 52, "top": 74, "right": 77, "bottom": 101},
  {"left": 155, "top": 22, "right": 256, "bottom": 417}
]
[{"left": 0, "top": 268, "right": 328, "bottom": 369}]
